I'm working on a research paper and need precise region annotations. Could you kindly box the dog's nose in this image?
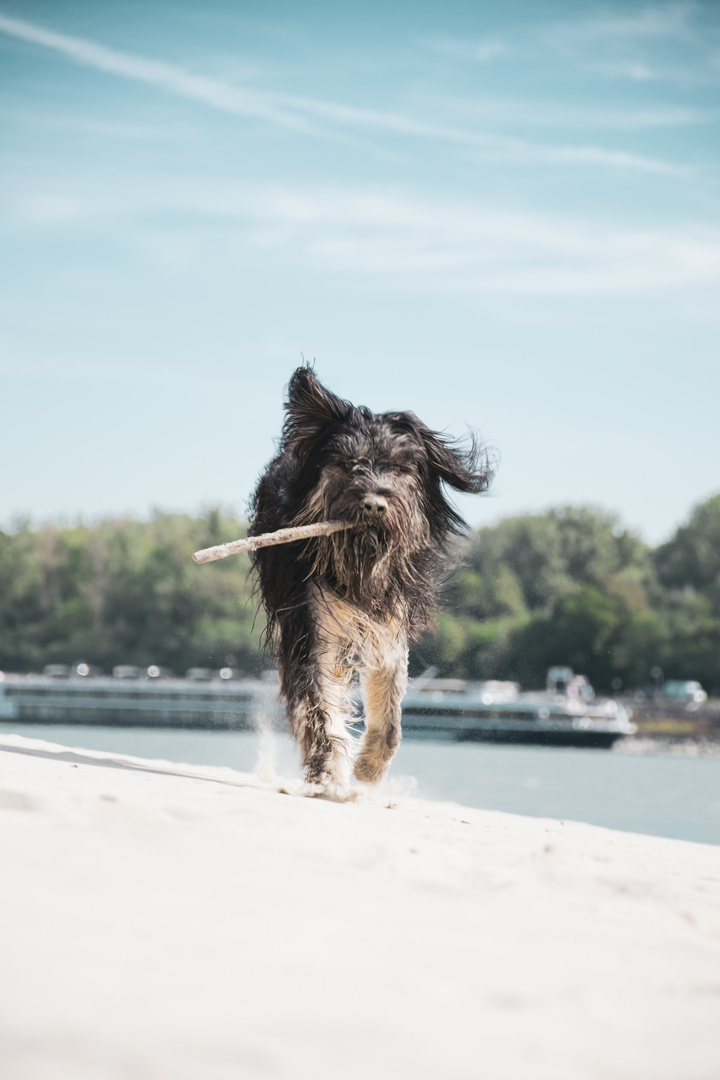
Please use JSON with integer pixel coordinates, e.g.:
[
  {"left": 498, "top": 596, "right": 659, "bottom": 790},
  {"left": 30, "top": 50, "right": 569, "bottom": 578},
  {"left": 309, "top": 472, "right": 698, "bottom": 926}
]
[{"left": 360, "top": 494, "right": 388, "bottom": 515}]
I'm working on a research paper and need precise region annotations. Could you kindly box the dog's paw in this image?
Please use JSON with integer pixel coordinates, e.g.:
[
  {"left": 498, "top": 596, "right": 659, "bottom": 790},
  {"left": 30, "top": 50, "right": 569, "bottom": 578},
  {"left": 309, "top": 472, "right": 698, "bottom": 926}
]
[
  {"left": 300, "top": 780, "right": 330, "bottom": 799},
  {"left": 300, "top": 780, "right": 357, "bottom": 802},
  {"left": 353, "top": 754, "right": 389, "bottom": 785}
]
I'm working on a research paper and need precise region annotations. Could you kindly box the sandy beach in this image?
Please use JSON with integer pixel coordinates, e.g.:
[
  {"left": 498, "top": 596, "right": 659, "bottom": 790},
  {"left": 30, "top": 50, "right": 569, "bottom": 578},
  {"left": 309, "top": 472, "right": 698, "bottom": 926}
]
[{"left": 1, "top": 732, "right": 719, "bottom": 1080}]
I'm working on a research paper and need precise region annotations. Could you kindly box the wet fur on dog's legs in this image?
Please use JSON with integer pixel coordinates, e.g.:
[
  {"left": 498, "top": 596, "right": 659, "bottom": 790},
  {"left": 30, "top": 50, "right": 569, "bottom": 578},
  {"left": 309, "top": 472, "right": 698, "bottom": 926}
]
[
  {"left": 287, "top": 679, "right": 353, "bottom": 791},
  {"left": 354, "top": 634, "right": 408, "bottom": 784},
  {"left": 283, "top": 587, "right": 356, "bottom": 791}
]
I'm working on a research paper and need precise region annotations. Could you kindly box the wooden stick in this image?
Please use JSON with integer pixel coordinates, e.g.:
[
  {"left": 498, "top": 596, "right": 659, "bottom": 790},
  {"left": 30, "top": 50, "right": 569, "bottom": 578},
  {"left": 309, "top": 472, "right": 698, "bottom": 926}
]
[{"left": 192, "top": 520, "right": 353, "bottom": 564}]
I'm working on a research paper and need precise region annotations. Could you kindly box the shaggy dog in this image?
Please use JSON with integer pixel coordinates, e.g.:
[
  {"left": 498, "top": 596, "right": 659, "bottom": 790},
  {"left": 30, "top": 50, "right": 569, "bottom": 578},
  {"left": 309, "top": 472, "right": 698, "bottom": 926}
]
[{"left": 250, "top": 367, "right": 491, "bottom": 791}]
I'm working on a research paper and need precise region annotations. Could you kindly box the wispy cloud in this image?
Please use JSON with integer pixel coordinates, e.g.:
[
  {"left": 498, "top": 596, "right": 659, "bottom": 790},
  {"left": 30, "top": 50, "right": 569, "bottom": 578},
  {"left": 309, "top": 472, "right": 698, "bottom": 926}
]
[
  {"left": 0, "top": 12, "right": 686, "bottom": 175},
  {"left": 413, "top": 35, "right": 506, "bottom": 63},
  {"left": 553, "top": 3, "right": 700, "bottom": 43},
  {"left": 0, "top": 106, "right": 190, "bottom": 142},
  {"left": 463, "top": 140, "right": 682, "bottom": 174},
  {"left": 593, "top": 61, "right": 655, "bottom": 82},
  {"left": 547, "top": 1, "right": 720, "bottom": 83},
  {"left": 414, "top": 94, "right": 714, "bottom": 131},
  {"left": 10, "top": 176, "right": 720, "bottom": 295},
  {"left": 245, "top": 187, "right": 720, "bottom": 295},
  {"left": 0, "top": 13, "right": 311, "bottom": 130},
  {"left": 273, "top": 93, "right": 685, "bottom": 173}
]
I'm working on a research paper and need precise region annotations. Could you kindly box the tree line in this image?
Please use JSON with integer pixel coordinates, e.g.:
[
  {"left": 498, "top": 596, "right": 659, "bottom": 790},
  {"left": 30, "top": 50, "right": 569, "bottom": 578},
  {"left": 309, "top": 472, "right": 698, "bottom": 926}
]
[{"left": 1, "top": 496, "right": 719, "bottom": 694}]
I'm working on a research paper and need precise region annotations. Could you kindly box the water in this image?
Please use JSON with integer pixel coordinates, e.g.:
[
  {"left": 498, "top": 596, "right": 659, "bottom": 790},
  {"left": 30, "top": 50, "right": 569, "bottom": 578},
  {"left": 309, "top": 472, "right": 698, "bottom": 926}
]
[{"left": 2, "top": 722, "right": 720, "bottom": 846}]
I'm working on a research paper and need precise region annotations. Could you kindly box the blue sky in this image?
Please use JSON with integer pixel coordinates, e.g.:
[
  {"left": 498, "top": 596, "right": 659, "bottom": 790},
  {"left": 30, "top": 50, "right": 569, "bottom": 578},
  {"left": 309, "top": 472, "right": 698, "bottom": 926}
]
[{"left": 1, "top": 0, "right": 719, "bottom": 542}]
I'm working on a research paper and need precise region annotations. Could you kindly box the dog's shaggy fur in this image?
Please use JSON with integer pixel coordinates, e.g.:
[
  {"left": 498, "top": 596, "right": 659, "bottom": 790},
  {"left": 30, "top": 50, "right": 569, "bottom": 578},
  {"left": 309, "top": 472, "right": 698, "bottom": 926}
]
[{"left": 249, "top": 367, "right": 492, "bottom": 791}]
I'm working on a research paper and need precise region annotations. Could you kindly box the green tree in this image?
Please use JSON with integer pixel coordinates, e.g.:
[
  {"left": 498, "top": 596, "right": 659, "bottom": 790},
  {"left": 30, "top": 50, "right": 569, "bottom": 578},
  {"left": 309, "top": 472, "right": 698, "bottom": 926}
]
[
  {"left": 503, "top": 586, "right": 628, "bottom": 690},
  {"left": 2, "top": 498, "right": 719, "bottom": 694},
  {"left": 0, "top": 510, "right": 266, "bottom": 675},
  {"left": 655, "top": 494, "right": 720, "bottom": 615}
]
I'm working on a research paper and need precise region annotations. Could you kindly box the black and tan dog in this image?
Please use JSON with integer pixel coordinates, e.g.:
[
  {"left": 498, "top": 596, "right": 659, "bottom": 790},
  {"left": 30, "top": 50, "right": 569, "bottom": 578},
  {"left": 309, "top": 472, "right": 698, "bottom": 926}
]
[{"left": 250, "top": 367, "right": 491, "bottom": 792}]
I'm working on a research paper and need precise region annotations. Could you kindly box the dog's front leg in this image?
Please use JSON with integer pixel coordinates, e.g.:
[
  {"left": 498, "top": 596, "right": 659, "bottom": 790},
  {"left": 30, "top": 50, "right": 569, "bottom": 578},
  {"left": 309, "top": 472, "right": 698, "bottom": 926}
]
[
  {"left": 281, "top": 599, "right": 355, "bottom": 793},
  {"left": 354, "top": 634, "right": 408, "bottom": 784},
  {"left": 286, "top": 676, "right": 354, "bottom": 792}
]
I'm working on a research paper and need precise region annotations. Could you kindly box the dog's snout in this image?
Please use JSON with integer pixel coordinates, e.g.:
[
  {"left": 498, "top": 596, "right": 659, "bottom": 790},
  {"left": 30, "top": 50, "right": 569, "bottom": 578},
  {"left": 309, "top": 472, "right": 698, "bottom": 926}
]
[{"left": 360, "top": 494, "right": 388, "bottom": 515}]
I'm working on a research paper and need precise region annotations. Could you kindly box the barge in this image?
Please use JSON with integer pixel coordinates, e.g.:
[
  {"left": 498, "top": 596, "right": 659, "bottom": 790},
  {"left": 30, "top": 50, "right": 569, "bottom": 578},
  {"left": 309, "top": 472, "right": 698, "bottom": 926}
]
[
  {"left": 0, "top": 671, "right": 272, "bottom": 729},
  {"left": 0, "top": 665, "right": 635, "bottom": 747},
  {"left": 400, "top": 670, "right": 635, "bottom": 747}
]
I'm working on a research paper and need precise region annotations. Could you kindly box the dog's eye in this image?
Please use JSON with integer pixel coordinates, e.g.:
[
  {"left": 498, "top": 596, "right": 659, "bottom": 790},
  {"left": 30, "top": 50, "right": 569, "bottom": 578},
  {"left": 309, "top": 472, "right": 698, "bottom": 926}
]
[{"left": 342, "top": 461, "right": 356, "bottom": 472}]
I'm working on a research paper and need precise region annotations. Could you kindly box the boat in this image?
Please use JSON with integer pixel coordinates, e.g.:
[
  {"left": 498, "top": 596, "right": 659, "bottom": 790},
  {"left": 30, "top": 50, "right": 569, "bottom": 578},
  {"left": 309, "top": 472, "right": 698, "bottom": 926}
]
[
  {"left": 399, "top": 667, "right": 636, "bottom": 748},
  {"left": 0, "top": 669, "right": 275, "bottom": 729},
  {"left": 0, "top": 663, "right": 634, "bottom": 747}
]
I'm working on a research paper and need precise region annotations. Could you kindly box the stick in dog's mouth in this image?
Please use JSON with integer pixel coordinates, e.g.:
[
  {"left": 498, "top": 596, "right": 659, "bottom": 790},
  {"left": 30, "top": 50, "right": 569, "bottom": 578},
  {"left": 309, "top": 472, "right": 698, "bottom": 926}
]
[{"left": 192, "top": 520, "right": 353, "bottom": 564}]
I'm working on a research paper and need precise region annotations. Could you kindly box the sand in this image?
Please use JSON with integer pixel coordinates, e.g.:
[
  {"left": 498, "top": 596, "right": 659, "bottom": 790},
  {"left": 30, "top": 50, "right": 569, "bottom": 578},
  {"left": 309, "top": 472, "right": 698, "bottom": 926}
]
[{"left": 1, "top": 732, "right": 719, "bottom": 1080}]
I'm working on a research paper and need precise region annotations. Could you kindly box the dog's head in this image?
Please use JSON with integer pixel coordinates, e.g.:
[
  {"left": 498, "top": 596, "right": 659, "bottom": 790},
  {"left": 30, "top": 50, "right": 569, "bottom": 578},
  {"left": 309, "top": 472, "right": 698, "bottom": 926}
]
[{"left": 282, "top": 367, "right": 492, "bottom": 550}]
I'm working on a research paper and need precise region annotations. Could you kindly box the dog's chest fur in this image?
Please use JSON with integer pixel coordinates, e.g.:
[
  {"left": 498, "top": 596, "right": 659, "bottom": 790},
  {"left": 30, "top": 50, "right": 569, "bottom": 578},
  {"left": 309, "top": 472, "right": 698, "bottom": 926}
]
[{"left": 309, "top": 581, "right": 407, "bottom": 674}]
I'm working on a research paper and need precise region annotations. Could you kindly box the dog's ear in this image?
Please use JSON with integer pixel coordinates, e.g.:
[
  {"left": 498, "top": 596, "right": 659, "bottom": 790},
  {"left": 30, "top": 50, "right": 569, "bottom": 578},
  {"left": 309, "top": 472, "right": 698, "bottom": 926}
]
[
  {"left": 390, "top": 412, "right": 492, "bottom": 495},
  {"left": 282, "top": 367, "right": 352, "bottom": 456},
  {"left": 418, "top": 426, "right": 492, "bottom": 495}
]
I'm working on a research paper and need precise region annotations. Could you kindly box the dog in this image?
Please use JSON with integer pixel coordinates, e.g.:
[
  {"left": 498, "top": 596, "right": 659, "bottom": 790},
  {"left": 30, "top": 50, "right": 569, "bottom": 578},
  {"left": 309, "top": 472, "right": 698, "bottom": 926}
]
[{"left": 249, "top": 366, "right": 492, "bottom": 791}]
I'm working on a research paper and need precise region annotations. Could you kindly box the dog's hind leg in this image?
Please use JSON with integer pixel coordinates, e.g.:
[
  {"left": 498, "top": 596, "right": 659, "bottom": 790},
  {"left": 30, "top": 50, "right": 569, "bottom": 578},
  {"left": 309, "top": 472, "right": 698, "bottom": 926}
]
[{"left": 354, "top": 631, "right": 408, "bottom": 784}]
